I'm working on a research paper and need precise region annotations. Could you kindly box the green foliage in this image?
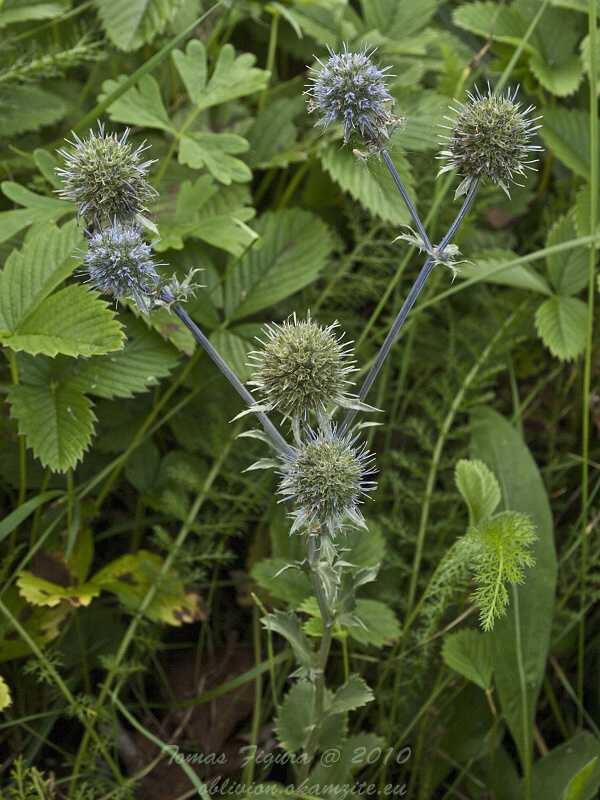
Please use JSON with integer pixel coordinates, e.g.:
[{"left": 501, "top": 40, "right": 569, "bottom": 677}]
[{"left": 442, "top": 629, "right": 494, "bottom": 690}]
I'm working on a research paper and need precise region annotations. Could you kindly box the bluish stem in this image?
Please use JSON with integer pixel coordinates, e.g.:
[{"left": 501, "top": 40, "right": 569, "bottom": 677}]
[
  {"left": 170, "top": 301, "right": 291, "bottom": 455},
  {"left": 381, "top": 149, "right": 432, "bottom": 250},
  {"left": 342, "top": 179, "right": 479, "bottom": 434}
]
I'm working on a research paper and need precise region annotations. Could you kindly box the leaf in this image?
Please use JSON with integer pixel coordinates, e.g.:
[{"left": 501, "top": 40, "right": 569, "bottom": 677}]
[
  {"left": 0, "top": 85, "right": 67, "bottom": 136},
  {"left": 329, "top": 674, "right": 374, "bottom": 714},
  {"left": 276, "top": 680, "right": 314, "bottom": 753},
  {"left": 308, "top": 733, "right": 387, "bottom": 786},
  {"left": 224, "top": 209, "right": 334, "bottom": 320},
  {"left": 541, "top": 108, "right": 596, "bottom": 179},
  {"left": 530, "top": 53, "right": 583, "bottom": 97},
  {"left": 246, "top": 98, "right": 304, "bottom": 169},
  {"left": 0, "top": 676, "right": 12, "bottom": 711},
  {"left": 302, "top": 597, "right": 401, "bottom": 647},
  {"left": 546, "top": 213, "right": 589, "bottom": 295},
  {"left": 8, "top": 377, "right": 96, "bottom": 473},
  {"left": 442, "top": 629, "right": 494, "bottom": 691},
  {"left": 172, "top": 40, "right": 269, "bottom": 110},
  {"left": 17, "top": 571, "right": 99, "bottom": 608},
  {"left": 0, "top": 220, "right": 83, "bottom": 331},
  {"left": 0, "top": 491, "right": 62, "bottom": 544},
  {"left": 455, "top": 459, "right": 501, "bottom": 527},
  {"left": 535, "top": 295, "right": 587, "bottom": 361},
  {"left": 399, "top": 91, "right": 450, "bottom": 152},
  {"left": 2, "top": 284, "right": 124, "bottom": 358},
  {"left": 68, "top": 317, "right": 179, "bottom": 399},
  {"left": 453, "top": 2, "right": 535, "bottom": 50},
  {"left": 470, "top": 406, "right": 557, "bottom": 776},
  {"left": 360, "top": 0, "right": 439, "bottom": 38},
  {"left": 91, "top": 550, "right": 204, "bottom": 626},
  {"left": 95, "top": 0, "right": 184, "bottom": 51},
  {"left": 531, "top": 733, "right": 600, "bottom": 800},
  {"left": 252, "top": 558, "right": 312, "bottom": 607},
  {"left": 0, "top": 2, "right": 65, "bottom": 28},
  {"left": 99, "top": 74, "right": 173, "bottom": 131},
  {"left": 179, "top": 132, "right": 251, "bottom": 184},
  {"left": 209, "top": 328, "right": 253, "bottom": 380},
  {"left": 321, "top": 139, "right": 413, "bottom": 225},
  {"left": 563, "top": 758, "right": 600, "bottom": 800},
  {"left": 460, "top": 249, "right": 551, "bottom": 294},
  {"left": 262, "top": 611, "right": 313, "bottom": 671}
]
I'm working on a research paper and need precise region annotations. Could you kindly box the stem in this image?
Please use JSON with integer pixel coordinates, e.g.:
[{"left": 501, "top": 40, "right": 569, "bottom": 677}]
[
  {"left": 381, "top": 149, "right": 431, "bottom": 250},
  {"left": 342, "top": 179, "right": 479, "bottom": 434},
  {"left": 299, "top": 533, "right": 334, "bottom": 780},
  {"left": 578, "top": 0, "right": 598, "bottom": 721},
  {"left": 170, "top": 302, "right": 291, "bottom": 455},
  {"left": 259, "top": 10, "right": 279, "bottom": 112},
  {"left": 8, "top": 351, "right": 26, "bottom": 545}
]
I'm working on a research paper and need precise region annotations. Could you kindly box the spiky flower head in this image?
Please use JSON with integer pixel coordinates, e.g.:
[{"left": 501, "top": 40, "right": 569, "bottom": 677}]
[
  {"left": 247, "top": 313, "right": 359, "bottom": 421},
  {"left": 56, "top": 123, "right": 157, "bottom": 228},
  {"left": 83, "top": 222, "right": 162, "bottom": 312},
  {"left": 305, "top": 44, "right": 396, "bottom": 149},
  {"left": 438, "top": 85, "right": 542, "bottom": 197},
  {"left": 278, "top": 425, "right": 377, "bottom": 535}
]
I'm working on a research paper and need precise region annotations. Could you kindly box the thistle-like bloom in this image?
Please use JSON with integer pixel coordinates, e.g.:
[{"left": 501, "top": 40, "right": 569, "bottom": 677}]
[
  {"left": 305, "top": 45, "right": 396, "bottom": 148},
  {"left": 247, "top": 314, "right": 360, "bottom": 421},
  {"left": 83, "top": 222, "right": 162, "bottom": 312},
  {"left": 278, "top": 425, "right": 377, "bottom": 534},
  {"left": 57, "top": 123, "right": 157, "bottom": 227},
  {"left": 438, "top": 85, "right": 542, "bottom": 197}
]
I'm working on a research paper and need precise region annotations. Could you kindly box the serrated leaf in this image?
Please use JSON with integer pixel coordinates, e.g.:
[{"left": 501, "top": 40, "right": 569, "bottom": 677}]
[
  {"left": 0, "top": 676, "right": 12, "bottom": 711},
  {"left": 361, "top": 0, "right": 439, "bottom": 38},
  {"left": 302, "top": 597, "right": 401, "bottom": 647},
  {"left": 252, "top": 558, "right": 312, "bottom": 607},
  {"left": 276, "top": 680, "right": 314, "bottom": 753},
  {"left": 530, "top": 53, "right": 583, "bottom": 97},
  {"left": 0, "top": 85, "right": 67, "bottom": 136},
  {"left": 541, "top": 108, "right": 596, "bottom": 179},
  {"left": 546, "top": 213, "right": 588, "bottom": 295},
  {"left": 100, "top": 74, "right": 173, "bottom": 131},
  {"left": 224, "top": 209, "right": 334, "bottom": 320},
  {"left": 574, "top": 186, "right": 600, "bottom": 237},
  {"left": 442, "top": 629, "right": 494, "bottom": 690},
  {"left": 17, "top": 571, "right": 99, "bottom": 608},
  {"left": 8, "top": 377, "right": 96, "bottom": 472},
  {"left": 2, "top": 284, "right": 124, "bottom": 358},
  {"left": 460, "top": 249, "right": 551, "bottom": 294},
  {"left": 172, "top": 40, "right": 269, "bottom": 110},
  {"left": 455, "top": 459, "right": 501, "bottom": 527},
  {"left": 453, "top": 2, "right": 534, "bottom": 50},
  {"left": 321, "top": 138, "right": 413, "bottom": 225},
  {"left": 0, "top": 220, "right": 82, "bottom": 331},
  {"left": 96, "top": 0, "right": 184, "bottom": 51},
  {"left": 68, "top": 317, "right": 179, "bottom": 399},
  {"left": 179, "top": 132, "right": 251, "bottom": 184},
  {"left": 246, "top": 98, "right": 303, "bottom": 169},
  {"left": 329, "top": 674, "right": 374, "bottom": 714},
  {"left": 535, "top": 295, "right": 587, "bottom": 360},
  {"left": 262, "top": 611, "right": 313, "bottom": 670},
  {"left": 209, "top": 328, "right": 253, "bottom": 380}
]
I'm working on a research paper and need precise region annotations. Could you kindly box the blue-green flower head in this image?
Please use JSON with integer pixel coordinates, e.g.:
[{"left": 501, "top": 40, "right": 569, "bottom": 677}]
[
  {"left": 57, "top": 123, "right": 158, "bottom": 227},
  {"left": 83, "top": 222, "right": 162, "bottom": 312},
  {"left": 247, "top": 313, "right": 358, "bottom": 422},
  {"left": 438, "top": 85, "right": 542, "bottom": 197},
  {"left": 306, "top": 44, "right": 396, "bottom": 149},
  {"left": 278, "top": 425, "right": 377, "bottom": 535}
]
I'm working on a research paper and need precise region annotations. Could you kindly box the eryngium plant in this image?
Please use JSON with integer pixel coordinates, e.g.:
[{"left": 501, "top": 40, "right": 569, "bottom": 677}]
[
  {"left": 277, "top": 425, "right": 376, "bottom": 535},
  {"left": 247, "top": 314, "right": 360, "bottom": 422},
  {"left": 56, "top": 123, "right": 157, "bottom": 227},
  {"left": 83, "top": 222, "right": 162, "bottom": 312},
  {"left": 305, "top": 44, "right": 397, "bottom": 149},
  {"left": 438, "top": 85, "right": 542, "bottom": 197}
]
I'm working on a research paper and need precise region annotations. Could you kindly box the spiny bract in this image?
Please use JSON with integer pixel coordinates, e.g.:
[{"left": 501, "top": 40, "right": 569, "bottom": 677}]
[
  {"left": 278, "top": 425, "right": 377, "bottom": 535},
  {"left": 56, "top": 123, "right": 157, "bottom": 227},
  {"left": 247, "top": 314, "right": 358, "bottom": 421},
  {"left": 305, "top": 44, "right": 396, "bottom": 148},
  {"left": 438, "top": 85, "right": 542, "bottom": 197},
  {"left": 83, "top": 222, "right": 162, "bottom": 312}
]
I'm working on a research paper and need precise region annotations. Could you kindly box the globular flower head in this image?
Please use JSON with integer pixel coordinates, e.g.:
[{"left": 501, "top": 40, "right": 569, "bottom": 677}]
[
  {"left": 83, "top": 222, "right": 162, "bottom": 312},
  {"left": 438, "top": 85, "right": 542, "bottom": 197},
  {"left": 57, "top": 123, "right": 158, "bottom": 228},
  {"left": 247, "top": 313, "right": 358, "bottom": 421},
  {"left": 305, "top": 44, "right": 396, "bottom": 149},
  {"left": 278, "top": 425, "right": 377, "bottom": 535}
]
